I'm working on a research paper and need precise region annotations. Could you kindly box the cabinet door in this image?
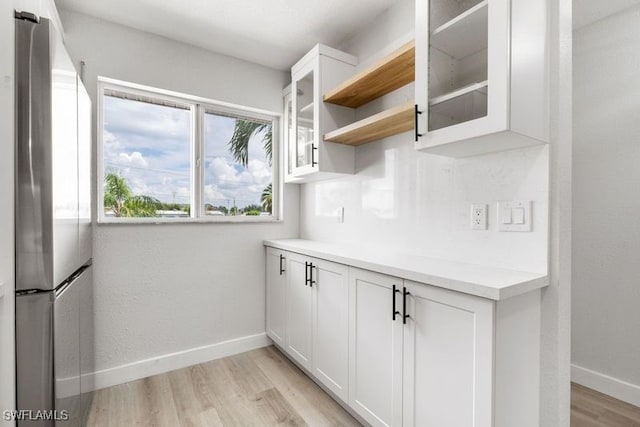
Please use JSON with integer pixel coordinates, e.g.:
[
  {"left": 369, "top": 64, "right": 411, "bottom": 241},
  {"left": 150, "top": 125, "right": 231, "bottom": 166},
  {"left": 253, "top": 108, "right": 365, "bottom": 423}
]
[
  {"left": 266, "top": 248, "right": 287, "bottom": 347},
  {"left": 349, "top": 268, "right": 403, "bottom": 427},
  {"left": 312, "top": 258, "right": 349, "bottom": 401},
  {"left": 402, "top": 281, "right": 494, "bottom": 427},
  {"left": 292, "top": 60, "right": 318, "bottom": 177},
  {"left": 285, "top": 252, "right": 313, "bottom": 370},
  {"left": 415, "top": 0, "right": 509, "bottom": 149}
]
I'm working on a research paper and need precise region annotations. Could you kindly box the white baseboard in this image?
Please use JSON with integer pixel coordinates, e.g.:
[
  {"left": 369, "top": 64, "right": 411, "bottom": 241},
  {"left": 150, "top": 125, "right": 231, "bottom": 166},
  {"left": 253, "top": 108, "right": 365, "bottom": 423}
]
[
  {"left": 572, "top": 364, "right": 640, "bottom": 407},
  {"left": 88, "top": 332, "right": 271, "bottom": 392}
]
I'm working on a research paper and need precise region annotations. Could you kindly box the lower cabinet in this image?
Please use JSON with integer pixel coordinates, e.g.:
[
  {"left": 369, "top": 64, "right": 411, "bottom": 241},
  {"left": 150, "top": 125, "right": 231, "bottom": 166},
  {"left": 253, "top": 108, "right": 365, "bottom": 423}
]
[
  {"left": 285, "top": 252, "right": 314, "bottom": 370},
  {"left": 402, "top": 280, "right": 493, "bottom": 427},
  {"left": 265, "top": 247, "right": 540, "bottom": 427},
  {"left": 282, "top": 251, "right": 350, "bottom": 401},
  {"left": 349, "top": 269, "right": 403, "bottom": 427},
  {"left": 312, "top": 258, "right": 349, "bottom": 401},
  {"left": 265, "top": 247, "right": 287, "bottom": 347},
  {"left": 348, "top": 269, "right": 493, "bottom": 427}
]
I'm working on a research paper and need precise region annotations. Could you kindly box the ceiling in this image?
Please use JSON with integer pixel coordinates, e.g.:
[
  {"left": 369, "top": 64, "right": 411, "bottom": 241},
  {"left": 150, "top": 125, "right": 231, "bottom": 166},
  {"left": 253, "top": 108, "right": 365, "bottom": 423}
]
[
  {"left": 54, "top": 0, "right": 400, "bottom": 70},
  {"left": 573, "top": 0, "right": 640, "bottom": 29}
]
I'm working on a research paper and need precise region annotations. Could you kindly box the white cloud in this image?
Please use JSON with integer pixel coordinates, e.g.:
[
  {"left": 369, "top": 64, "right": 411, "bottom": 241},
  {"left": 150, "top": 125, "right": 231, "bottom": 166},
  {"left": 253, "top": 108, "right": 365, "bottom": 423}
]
[{"left": 118, "top": 151, "right": 148, "bottom": 168}]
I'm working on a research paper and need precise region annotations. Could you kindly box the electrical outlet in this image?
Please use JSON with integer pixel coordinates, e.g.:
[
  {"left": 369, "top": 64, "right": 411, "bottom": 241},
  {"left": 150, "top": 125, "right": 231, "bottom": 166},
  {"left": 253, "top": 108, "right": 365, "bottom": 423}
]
[{"left": 470, "top": 204, "right": 488, "bottom": 230}]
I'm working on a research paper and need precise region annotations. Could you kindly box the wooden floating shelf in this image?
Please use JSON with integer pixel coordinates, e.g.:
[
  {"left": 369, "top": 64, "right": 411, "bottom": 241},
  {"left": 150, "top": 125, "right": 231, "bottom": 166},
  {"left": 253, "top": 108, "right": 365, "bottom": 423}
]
[
  {"left": 323, "top": 40, "right": 415, "bottom": 108},
  {"left": 431, "top": 1, "right": 488, "bottom": 59},
  {"left": 324, "top": 101, "right": 415, "bottom": 146}
]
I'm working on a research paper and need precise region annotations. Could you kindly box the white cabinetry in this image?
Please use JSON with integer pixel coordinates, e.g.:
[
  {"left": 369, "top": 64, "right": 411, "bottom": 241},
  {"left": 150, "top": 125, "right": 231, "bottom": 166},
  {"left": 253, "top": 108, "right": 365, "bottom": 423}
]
[
  {"left": 312, "top": 258, "right": 349, "bottom": 401},
  {"left": 402, "top": 280, "right": 493, "bottom": 427},
  {"left": 265, "top": 244, "right": 542, "bottom": 427},
  {"left": 348, "top": 269, "right": 493, "bottom": 427},
  {"left": 415, "top": 0, "right": 548, "bottom": 157},
  {"left": 288, "top": 45, "right": 357, "bottom": 182},
  {"left": 280, "top": 251, "right": 350, "bottom": 398},
  {"left": 285, "top": 252, "right": 313, "bottom": 370},
  {"left": 349, "top": 269, "right": 403, "bottom": 427},
  {"left": 265, "top": 247, "right": 287, "bottom": 347}
]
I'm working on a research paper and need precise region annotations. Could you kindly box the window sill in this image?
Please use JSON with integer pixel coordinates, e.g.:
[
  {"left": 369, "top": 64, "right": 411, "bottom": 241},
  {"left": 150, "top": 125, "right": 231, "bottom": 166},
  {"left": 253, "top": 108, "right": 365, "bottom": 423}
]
[{"left": 96, "top": 217, "right": 283, "bottom": 225}]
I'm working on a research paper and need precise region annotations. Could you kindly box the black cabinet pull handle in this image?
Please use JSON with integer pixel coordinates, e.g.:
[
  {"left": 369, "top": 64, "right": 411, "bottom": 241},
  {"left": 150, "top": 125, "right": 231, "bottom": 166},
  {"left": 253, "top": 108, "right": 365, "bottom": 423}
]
[
  {"left": 414, "top": 104, "right": 423, "bottom": 142},
  {"left": 279, "top": 254, "right": 285, "bottom": 275},
  {"left": 311, "top": 144, "right": 318, "bottom": 167},
  {"left": 309, "top": 263, "right": 316, "bottom": 287},
  {"left": 392, "top": 285, "right": 401, "bottom": 321},
  {"left": 304, "top": 262, "right": 310, "bottom": 286},
  {"left": 403, "top": 287, "right": 411, "bottom": 324}
]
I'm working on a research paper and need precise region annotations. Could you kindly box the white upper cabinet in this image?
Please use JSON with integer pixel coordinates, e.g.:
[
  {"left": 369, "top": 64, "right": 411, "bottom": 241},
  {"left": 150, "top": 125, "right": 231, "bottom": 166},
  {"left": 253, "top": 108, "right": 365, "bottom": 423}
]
[
  {"left": 415, "top": 0, "right": 548, "bottom": 157},
  {"left": 288, "top": 45, "right": 358, "bottom": 182}
]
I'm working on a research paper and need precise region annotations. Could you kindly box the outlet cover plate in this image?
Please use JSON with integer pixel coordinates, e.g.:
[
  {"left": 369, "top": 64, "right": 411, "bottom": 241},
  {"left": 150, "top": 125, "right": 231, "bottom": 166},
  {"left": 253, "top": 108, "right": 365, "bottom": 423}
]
[
  {"left": 470, "top": 204, "right": 488, "bottom": 230},
  {"left": 498, "top": 201, "right": 532, "bottom": 232}
]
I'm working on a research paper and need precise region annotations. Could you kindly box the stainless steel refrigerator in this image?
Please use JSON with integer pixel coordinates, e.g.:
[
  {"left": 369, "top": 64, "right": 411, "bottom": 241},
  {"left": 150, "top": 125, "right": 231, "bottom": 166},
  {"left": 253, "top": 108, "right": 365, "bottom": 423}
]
[{"left": 15, "top": 11, "right": 93, "bottom": 427}]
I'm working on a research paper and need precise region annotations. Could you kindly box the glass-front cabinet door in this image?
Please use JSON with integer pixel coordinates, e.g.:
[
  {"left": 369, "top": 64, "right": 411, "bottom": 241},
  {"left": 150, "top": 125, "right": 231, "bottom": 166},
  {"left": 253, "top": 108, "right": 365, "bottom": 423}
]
[
  {"left": 283, "top": 86, "right": 300, "bottom": 183},
  {"left": 285, "top": 44, "right": 357, "bottom": 182},
  {"left": 415, "top": 0, "right": 548, "bottom": 157},
  {"left": 292, "top": 65, "right": 317, "bottom": 176}
]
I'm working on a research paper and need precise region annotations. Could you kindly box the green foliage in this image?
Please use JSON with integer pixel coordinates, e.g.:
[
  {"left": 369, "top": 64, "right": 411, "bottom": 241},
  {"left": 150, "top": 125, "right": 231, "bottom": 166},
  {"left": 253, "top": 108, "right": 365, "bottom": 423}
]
[
  {"left": 261, "top": 183, "right": 272, "bottom": 214},
  {"left": 103, "top": 172, "right": 160, "bottom": 218},
  {"left": 242, "top": 204, "right": 262, "bottom": 213},
  {"left": 245, "top": 210, "right": 261, "bottom": 216},
  {"left": 228, "top": 120, "right": 273, "bottom": 167}
]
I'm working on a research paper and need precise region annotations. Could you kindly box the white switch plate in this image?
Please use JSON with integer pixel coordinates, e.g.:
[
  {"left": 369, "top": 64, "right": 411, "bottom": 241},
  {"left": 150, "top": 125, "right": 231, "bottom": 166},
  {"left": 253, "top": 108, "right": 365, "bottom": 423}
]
[
  {"left": 470, "top": 204, "right": 488, "bottom": 230},
  {"left": 498, "top": 201, "right": 532, "bottom": 232}
]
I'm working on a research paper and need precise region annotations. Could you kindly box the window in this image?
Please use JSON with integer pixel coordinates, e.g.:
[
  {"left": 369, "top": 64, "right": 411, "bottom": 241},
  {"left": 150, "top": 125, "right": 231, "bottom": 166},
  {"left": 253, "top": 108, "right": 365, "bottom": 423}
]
[{"left": 98, "top": 78, "right": 279, "bottom": 222}]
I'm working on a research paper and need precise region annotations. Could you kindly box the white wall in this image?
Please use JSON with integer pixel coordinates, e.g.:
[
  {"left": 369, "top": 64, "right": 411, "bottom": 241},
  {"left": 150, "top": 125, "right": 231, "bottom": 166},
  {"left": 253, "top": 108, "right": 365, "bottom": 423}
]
[
  {"left": 302, "top": 0, "right": 548, "bottom": 275},
  {"left": 572, "top": 5, "right": 640, "bottom": 406},
  {"left": 0, "top": 2, "right": 15, "bottom": 425},
  {"left": 58, "top": 10, "right": 299, "bottom": 387}
]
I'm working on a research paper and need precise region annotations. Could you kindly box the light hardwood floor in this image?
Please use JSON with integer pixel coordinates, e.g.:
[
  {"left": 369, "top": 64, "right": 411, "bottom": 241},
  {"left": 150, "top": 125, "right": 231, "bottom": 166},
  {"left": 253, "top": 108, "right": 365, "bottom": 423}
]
[
  {"left": 88, "top": 346, "right": 640, "bottom": 427},
  {"left": 572, "top": 383, "right": 640, "bottom": 427},
  {"left": 87, "top": 345, "right": 361, "bottom": 426}
]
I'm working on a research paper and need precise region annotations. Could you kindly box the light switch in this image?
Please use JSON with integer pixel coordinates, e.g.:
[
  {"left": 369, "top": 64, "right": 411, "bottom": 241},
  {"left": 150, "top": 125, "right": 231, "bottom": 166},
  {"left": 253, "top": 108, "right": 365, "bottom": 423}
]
[
  {"left": 513, "top": 208, "right": 525, "bottom": 224},
  {"left": 502, "top": 207, "right": 512, "bottom": 224},
  {"left": 498, "top": 201, "right": 532, "bottom": 232}
]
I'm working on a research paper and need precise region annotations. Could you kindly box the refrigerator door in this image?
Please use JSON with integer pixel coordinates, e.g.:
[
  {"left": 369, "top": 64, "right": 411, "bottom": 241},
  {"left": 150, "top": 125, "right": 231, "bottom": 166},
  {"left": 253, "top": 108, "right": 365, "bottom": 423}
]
[
  {"left": 79, "top": 265, "right": 94, "bottom": 423},
  {"left": 16, "top": 292, "right": 54, "bottom": 426},
  {"left": 15, "top": 267, "right": 90, "bottom": 427},
  {"left": 15, "top": 17, "right": 54, "bottom": 291},
  {"left": 78, "top": 79, "right": 92, "bottom": 260},
  {"left": 53, "top": 273, "right": 82, "bottom": 427},
  {"left": 15, "top": 17, "right": 82, "bottom": 293},
  {"left": 50, "top": 20, "right": 80, "bottom": 288}
]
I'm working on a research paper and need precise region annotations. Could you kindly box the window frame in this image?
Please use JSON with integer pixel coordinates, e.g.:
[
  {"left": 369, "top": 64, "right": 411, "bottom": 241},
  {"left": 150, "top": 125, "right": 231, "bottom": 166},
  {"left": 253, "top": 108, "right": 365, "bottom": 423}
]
[{"left": 97, "top": 77, "right": 282, "bottom": 224}]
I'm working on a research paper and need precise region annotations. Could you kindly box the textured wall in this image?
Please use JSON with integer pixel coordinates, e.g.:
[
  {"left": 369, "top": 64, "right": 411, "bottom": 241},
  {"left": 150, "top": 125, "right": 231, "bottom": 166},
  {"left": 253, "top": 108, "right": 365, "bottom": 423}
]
[
  {"left": 573, "top": 4, "right": 640, "bottom": 391},
  {"left": 58, "top": 10, "right": 299, "bottom": 376}
]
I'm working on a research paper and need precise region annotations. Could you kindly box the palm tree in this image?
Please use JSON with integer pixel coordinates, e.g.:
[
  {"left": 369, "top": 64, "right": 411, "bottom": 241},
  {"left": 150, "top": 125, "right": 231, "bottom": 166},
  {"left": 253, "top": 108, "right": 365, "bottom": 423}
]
[
  {"left": 261, "top": 183, "right": 272, "bottom": 213},
  {"left": 228, "top": 119, "right": 273, "bottom": 214},
  {"left": 104, "top": 172, "right": 161, "bottom": 217},
  {"left": 228, "top": 120, "right": 272, "bottom": 167}
]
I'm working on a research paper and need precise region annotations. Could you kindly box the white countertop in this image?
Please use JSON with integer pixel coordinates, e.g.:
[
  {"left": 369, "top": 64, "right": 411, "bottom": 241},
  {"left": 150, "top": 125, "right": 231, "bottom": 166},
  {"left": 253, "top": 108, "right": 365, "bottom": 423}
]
[{"left": 264, "top": 239, "right": 548, "bottom": 301}]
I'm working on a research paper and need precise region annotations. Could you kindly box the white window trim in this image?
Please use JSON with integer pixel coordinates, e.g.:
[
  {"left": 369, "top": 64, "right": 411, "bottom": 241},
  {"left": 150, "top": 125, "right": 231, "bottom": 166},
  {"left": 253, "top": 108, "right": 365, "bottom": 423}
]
[{"left": 97, "top": 77, "right": 282, "bottom": 224}]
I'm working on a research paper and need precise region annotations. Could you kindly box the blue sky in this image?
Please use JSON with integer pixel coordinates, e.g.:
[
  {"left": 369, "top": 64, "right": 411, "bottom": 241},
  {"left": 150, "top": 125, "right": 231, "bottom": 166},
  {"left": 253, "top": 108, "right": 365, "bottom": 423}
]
[{"left": 103, "top": 95, "right": 272, "bottom": 209}]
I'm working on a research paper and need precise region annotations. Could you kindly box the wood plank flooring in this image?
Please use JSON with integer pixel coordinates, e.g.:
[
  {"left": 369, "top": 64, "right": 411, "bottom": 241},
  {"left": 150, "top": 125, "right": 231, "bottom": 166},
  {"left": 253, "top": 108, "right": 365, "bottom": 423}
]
[
  {"left": 88, "top": 346, "right": 640, "bottom": 427},
  {"left": 572, "top": 383, "right": 640, "bottom": 427},
  {"left": 87, "top": 345, "right": 361, "bottom": 426}
]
